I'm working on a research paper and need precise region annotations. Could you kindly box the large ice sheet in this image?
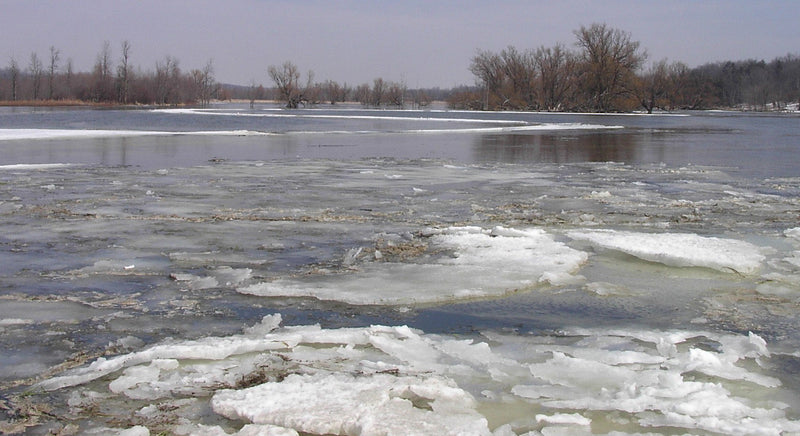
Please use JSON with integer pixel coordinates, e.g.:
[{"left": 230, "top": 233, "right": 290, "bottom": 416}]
[
  {"left": 238, "top": 226, "right": 588, "bottom": 305},
  {"left": 567, "top": 229, "right": 766, "bottom": 274},
  {"left": 151, "top": 108, "right": 623, "bottom": 130},
  {"left": 36, "top": 314, "right": 800, "bottom": 435},
  {"left": 212, "top": 373, "right": 489, "bottom": 435},
  {"left": 0, "top": 128, "right": 171, "bottom": 141},
  {"left": 0, "top": 128, "right": 271, "bottom": 141}
]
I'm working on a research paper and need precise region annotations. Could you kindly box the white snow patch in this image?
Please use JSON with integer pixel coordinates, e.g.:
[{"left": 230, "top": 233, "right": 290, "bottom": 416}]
[
  {"left": 535, "top": 413, "right": 591, "bottom": 426},
  {"left": 118, "top": 426, "right": 150, "bottom": 436},
  {"left": 0, "top": 128, "right": 171, "bottom": 141},
  {"left": 180, "top": 423, "right": 299, "bottom": 436},
  {"left": 0, "top": 318, "right": 34, "bottom": 326},
  {"left": 567, "top": 229, "right": 765, "bottom": 274}
]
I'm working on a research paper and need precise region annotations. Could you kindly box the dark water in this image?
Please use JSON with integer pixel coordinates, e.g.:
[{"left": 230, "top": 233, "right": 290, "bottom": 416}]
[{"left": 1, "top": 105, "right": 798, "bottom": 178}]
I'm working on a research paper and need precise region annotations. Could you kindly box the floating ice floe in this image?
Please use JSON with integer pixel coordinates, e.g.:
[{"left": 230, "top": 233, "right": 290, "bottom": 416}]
[
  {"left": 0, "top": 128, "right": 272, "bottom": 142},
  {"left": 785, "top": 227, "right": 800, "bottom": 241},
  {"left": 0, "top": 163, "right": 73, "bottom": 170},
  {"left": 238, "top": 226, "right": 588, "bottom": 305},
  {"left": 170, "top": 267, "right": 253, "bottom": 290},
  {"left": 567, "top": 229, "right": 766, "bottom": 274},
  {"left": 148, "top": 108, "right": 623, "bottom": 135},
  {"left": 212, "top": 373, "right": 489, "bottom": 435},
  {"left": 35, "top": 314, "right": 800, "bottom": 435},
  {"left": 0, "top": 128, "right": 171, "bottom": 141}
]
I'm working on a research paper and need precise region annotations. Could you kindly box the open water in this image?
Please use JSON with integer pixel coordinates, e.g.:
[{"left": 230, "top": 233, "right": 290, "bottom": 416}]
[{"left": 1, "top": 104, "right": 799, "bottom": 435}]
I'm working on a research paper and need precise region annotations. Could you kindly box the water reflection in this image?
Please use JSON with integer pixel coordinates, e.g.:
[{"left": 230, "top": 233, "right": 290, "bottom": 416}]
[{"left": 472, "top": 131, "right": 667, "bottom": 164}]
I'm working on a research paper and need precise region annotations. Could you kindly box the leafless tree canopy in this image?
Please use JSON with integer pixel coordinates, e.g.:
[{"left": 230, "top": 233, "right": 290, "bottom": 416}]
[
  {"left": 535, "top": 44, "right": 578, "bottom": 111},
  {"left": 574, "top": 23, "right": 646, "bottom": 111},
  {"left": 8, "top": 57, "right": 19, "bottom": 101},
  {"left": 268, "top": 61, "right": 304, "bottom": 109},
  {"left": 191, "top": 60, "right": 218, "bottom": 107},
  {"left": 28, "top": 52, "right": 43, "bottom": 100},
  {"left": 464, "top": 23, "right": 647, "bottom": 112},
  {"left": 48, "top": 46, "right": 60, "bottom": 100},
  {"left": 117, "top": 41, "right": 131, "bottom": 104}
]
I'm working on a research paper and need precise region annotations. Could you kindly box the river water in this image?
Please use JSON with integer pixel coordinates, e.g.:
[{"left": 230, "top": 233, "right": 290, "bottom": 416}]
[{"left": 1, "top": 104, "right": 799, "bottom": 435}]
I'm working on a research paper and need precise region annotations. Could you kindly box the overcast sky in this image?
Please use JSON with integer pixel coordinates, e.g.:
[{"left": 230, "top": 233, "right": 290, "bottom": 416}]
[{"left": 2, "top": 0, "right": 799, "bottom": 88}]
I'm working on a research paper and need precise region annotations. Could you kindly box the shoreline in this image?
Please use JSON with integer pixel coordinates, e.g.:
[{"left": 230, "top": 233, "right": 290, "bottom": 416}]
[{"left": 1, "top": 99, "right": 798, "bottom": 114}]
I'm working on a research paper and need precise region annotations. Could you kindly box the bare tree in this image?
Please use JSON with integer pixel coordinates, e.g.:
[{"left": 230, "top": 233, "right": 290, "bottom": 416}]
[
  {"left": 412, "top": 88, "right": 432, "bottom": 109},
  {"left": 191, "top": 59, "right": 217, "bottom": 107},
  {"left": 323, "top": 80, "right": 343, "bottom": 105},
  {"left": 93, "top": 41, "right": 113, "bottom": 101},
  {"left": 155, "top": 55, "right": 180, "bottom": 105},
  {"left": 117, "top": 41, "right": 131, "bottom": 104},
  {"left": 355, "top": 83, "right": 371, "bottom": 106},
  {"left": 268, "top": 61, "right": 305, "bottom": 108},
  {"left": 574, "top": 23, "right": 646, "bottom": 111},
  {"left": 64, "top": 58, "right": 74, "bottom": 98},
  {"left": 248, "top": 80, "right": 265, "bottom": 108},
  {"left": 470, "top": 47, "right": 543, "bottom": 110},
  {"left": 664, "top": 61, "right": 691, "bottom": 110},
  {"left": 469, "top": 50, "right": 504, "bottom": 109},
  {"left": 29, "top": 52, "right": 43, "bottom": 100},
  {"left": 48, "top": 46, "right": 60, "bottom": 100},
  {"left": 9, "top": 57, "right": 19, "bottom": 101},
  {"left": 386, "top": 80, "right": 406, "bottom": 108},
  {"left": 371, "top": 77, "right": 386, "bottom": 106},
  {"left": 500, "top": 46, "right": 537, "bottom": 109},
  {"left": 534, "top": 44, "right": 577, "bottom": 111},
  {"left": 303, "top": 71, "right": 321, "bottom": 106},
  {"left": 637, "top": 59, "right": 670, "bottom": 113}
]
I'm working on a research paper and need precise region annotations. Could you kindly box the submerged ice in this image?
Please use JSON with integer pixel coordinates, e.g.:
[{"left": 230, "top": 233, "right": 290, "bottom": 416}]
[
  {"left": 34, "top": 314, "right": 800, "bottom": 435},
  {"left": 238, "top": 226, "right": 587, "bottom": 305}
]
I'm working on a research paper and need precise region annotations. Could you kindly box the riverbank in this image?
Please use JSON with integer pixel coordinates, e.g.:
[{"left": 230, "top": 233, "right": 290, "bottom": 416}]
[
  {"left": 1, "top": 98, "right": 797, "bottom": 114},
  {"left": 0, "top": 99, "right": 103, "bottom": 107}
]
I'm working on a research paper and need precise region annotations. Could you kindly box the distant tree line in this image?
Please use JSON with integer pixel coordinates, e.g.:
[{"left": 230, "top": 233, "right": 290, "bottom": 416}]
[
  {"left": 449, "top": 23, "right": 800, "bottom": 112},
  {"left": 0, "top": 41, "right": 220, "bottom": 106},
  {"left": 225, "top": 77, "right": 446, "bottom": 110},
  {"left": 3, "top": 26, "right": 799, "bottom": 112},
  {"left": 249, "top": 61, "right": 434, "bottom": 109}
]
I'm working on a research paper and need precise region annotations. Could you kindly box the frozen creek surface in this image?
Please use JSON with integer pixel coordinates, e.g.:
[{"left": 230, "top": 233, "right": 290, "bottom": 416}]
[{"left": 2, "top": 118, "right": 800, "bottom": 434}]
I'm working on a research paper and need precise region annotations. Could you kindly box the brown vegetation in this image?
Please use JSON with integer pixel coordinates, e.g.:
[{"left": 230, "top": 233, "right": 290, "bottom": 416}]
[
  {"left": 452, "top": 23, "right": 800, "bottom": 112},
  {"left": 0, "top": 99, "right": 97, "bottom": 107},
  {"left": 0, "top": 41, "right": 220, "bottom": 107}
]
